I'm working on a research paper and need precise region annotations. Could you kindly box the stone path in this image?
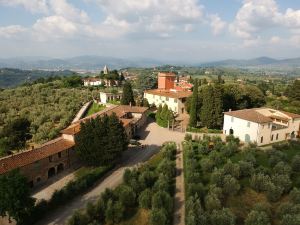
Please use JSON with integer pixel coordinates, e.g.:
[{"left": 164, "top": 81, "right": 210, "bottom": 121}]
[{"left": 173, "top": 144, "right": 185, "bottom": 225}]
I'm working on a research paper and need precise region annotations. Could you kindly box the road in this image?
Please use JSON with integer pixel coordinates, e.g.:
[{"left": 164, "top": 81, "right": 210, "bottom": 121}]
[{"left": 38, "top": 121, "right": 185, "bottom": 225}]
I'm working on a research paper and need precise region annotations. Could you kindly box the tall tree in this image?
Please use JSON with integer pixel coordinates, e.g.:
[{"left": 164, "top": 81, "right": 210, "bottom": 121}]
[
  {"left": 0, "top": 170, "right": 35, "bottom": 223},
  {"left": 213, "top": 84, "right": 224, "bottom": 128},
  {"left": 200, "top": 86, "right": 215, "bottom": 128},
  {"left": 189, "top": 79, "right": 199, "bottom": 127},
  {"left": 75, "top": 114, "right": 127, "bottom": 166},
  {"left": 121, "top": 82, "right": 135, "bottom": 105}
]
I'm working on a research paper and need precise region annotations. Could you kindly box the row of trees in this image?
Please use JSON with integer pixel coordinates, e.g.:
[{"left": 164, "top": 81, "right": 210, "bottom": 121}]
[
  {"left": 155, "top": 104, "right": 174, "bottom": 128},
  {"left": 75, "top": 113, "right": 128, "bottom": 166},
  {"left": 67, "top": 142, "right": 177, "bottom": 225},
  {"left": 0, "top": 80, "right": 97, "bottom": 147},
  {"left": 183, "top": 136, "right": 300, "bottom": 225},
  {"left": 188, "top": 80, "right": 265, "bottom": 129}
]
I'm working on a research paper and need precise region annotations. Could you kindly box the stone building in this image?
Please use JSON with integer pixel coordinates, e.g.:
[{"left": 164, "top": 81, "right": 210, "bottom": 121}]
[{"left": 0, "top": 105, "right": 148, "bottom": 188}]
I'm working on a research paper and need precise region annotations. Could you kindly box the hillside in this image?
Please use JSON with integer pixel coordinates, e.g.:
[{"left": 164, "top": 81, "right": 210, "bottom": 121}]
[{"left": 0, "top": 68, "right": 78, "bottom": 88}]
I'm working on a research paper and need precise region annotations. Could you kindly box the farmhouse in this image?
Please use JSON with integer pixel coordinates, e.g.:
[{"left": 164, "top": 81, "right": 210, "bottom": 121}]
[
  {"left": 83, "top": 77, "right": 102, "bottom": 86},
  {"left": 223, "top": 108, "right": 300, "bottom": 146},
  {"left": 144, "top": 72, "right": 192, "bottom": 114},
  {"left": 0, "top": 105, "right": 148, "bottom": 188}
]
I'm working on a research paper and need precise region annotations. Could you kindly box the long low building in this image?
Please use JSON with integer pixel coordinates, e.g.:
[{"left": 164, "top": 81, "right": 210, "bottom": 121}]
[
  {"left": 0, "top": 105, "right": 148, "bottom": 188},
  {"left": 223, "top": 107, "right": 300, "bottom": 146}
]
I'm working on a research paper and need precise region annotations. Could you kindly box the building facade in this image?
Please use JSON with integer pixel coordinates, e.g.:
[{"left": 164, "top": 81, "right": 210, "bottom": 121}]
[
  {"left": 99, "top": 91, "right": 122, "bottom": 104},
  {"left": 144, "top": 72, "right": 192, "bottom": 114},
  {"left": 0, "top": 105, "right": 149, "bottom": 188},
  {"left": 223, "top": 108, "right": 300, "bottom": 146},
  {"left": 83, "top": 77, "right": 102, "bottom": 86}
]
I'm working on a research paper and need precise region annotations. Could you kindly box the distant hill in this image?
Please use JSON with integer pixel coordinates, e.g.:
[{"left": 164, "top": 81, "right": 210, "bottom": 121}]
[
  {"left": 200, "top": 57, "right": 300, "bottom": 68},
  {"left": 0, "top": 68, "right": 76, "bottom": 88},
  {"left": 0, "top": 56, "right": 164, "bottom": 71}
]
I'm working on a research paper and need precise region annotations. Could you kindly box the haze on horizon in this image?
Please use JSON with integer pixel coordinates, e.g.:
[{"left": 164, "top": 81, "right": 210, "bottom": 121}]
[{"left": 0, "top": 0, "right": 300, "bottom": 63}]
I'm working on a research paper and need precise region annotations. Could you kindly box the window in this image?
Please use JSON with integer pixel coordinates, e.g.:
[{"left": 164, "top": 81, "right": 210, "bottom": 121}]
[
  {"left": 231, "top": 117, "right": 234, "bottom": 122},
  {"left": 276, "top": 134, "right": 279, "bottom": 140},
  {"left": 58, "top": 152, "right": 62, "bottom": 158},
  {"left": 166, "top": 97, "right": 169, "bottom": 101},
  {"left": 174, "top": 99, "right": 177, "bottom": 103},
  {"left": 247, "top": 122, "right": 251, "bottom": 127},
  {"left": 262, "top": 125, "right": 264, "bottom": 129},
  {"left": 37, "top": 177, "right": 41, "bottom": 183},
  {"left": 268, "top": 123, "right": 271, "bottom": 129},
  {"left": 271, "top": 135, "right": 274, "bottom": 141},
  {"left": 261, "top": 136, "right": 264, "bottom": 143},
  {"left": 49, "top": 156, "right": 53, "bottom": 162}
]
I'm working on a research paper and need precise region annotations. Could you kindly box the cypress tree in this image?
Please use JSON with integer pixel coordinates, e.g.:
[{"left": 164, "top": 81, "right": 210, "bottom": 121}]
[
  {"left": 200, "top": 85, "right": 215, "bottom": 128},
  {"left": 121, "top": 82, "right": 135, "bottom": 105},
  {"left": 213, "top": 84, "right": 224, "bottom": 128},
  {"left": 189, "top": 79, "right": 198, "bottom": 127}
]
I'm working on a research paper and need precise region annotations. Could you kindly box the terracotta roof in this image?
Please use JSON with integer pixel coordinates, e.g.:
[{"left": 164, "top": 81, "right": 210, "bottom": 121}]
[
  {"left": 83, "top": 77, "right": 101, "bottom": 82},
  {"left": 61, "top": 105, "right": 148, "bottom": 135},
  {"left": 144, "top": 89, "right": 192, "bottom": 98},
  {"left": 158, "top": 72, "right": 176, "bottom": 77},
  {"left": 224, "top": 108, "right": 273, "bottom": 123},
  {"left": 279, "top": 110, "right": 300, "bottom": 119},
  {"left": 0, "top": 137, "right": 75, "bottom": 175}
]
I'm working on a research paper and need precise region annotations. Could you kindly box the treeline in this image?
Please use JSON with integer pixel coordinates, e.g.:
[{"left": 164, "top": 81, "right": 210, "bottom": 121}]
[
  {"left": 75, "top": 114, "right": 128, "bottom": 166},
  {"left": 188, "top": 79, "right": 265, "bottom": 129},
  {"left": 155, "top": 104, "right": 174, "bottom": 128},
  {"left": 183, "top": 135, "right": 300, "bottom": 225},
  {"left": 0, "top": 80, "right": 98, "bottom": 155},
  {"left": 0, "top": 68, "right": 78, "bottom": 87},
  {"left": 67, "top": 142, "right": 177, "bottom": 225}
]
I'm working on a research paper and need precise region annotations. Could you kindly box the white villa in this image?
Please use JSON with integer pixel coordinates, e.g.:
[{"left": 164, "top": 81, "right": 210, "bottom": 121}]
[
  {"left": 99, "top": 91, "right": 122, "bottom": 104},
  {"left": 144, "top": 89, "right": 191, "bottom": 114},
  {"left": 223, "top": 108, "right": 300, "bottom": 146},
  {"left": 83, "top": 77, "right": 102, "bottom": 86}
]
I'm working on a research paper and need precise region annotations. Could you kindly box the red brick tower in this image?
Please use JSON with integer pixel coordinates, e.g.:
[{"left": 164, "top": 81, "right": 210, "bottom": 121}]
[{"left": 158, "top": 72, "right": 176, "bottom": 90}]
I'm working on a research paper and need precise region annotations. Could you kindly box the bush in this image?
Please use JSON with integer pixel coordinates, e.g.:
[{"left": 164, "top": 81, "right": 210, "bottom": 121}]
[
  {"left": 205, "top": 194, "right": 221, "bottom": 212},
  {"left": 291, "top": 155, "right": 300, "bottom": 172},
  {"left": 115, "top": 185, "right": 136, "bottom": 208},
  {"left": 250, "top": 173, "right": 271, "bottom": 192},
  {"left": 222, "top": 175, "right": 240, "bottom": 196},
  {"left": 150, "top": 208, "right": 168, "bottom": 225},
  {"left": 238, "top": 161, "right": 254, "bottom": 177},
  {"left": 138, "top": 189, "right": 152, "bottom": 209},
  {"left": 210, "top": 208, "right": 235, "bottom": 225},
  {"left": 245, "top": 210, "right": 271, "bottom": 225}
]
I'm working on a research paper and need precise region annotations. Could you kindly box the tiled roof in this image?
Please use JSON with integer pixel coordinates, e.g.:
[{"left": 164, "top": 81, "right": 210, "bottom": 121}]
[
  {"left": 0, "top": 137, "right": 75, "bottom": 175},
  {"left": 61, "top": 105, "right": 148, "bottom": 135},
  {"left": 224, "top": 108, "right": 273, "bottom": 123},
  {"left": 224, "top": 108, "right": 300, "bottom": 124},
  {"left": 83, "top": 77, "right": 101, "bottom": 82},
  {"left": 158, "top": 72, "right": 176, "bottom": 77},
  {"left": 144, "top": 89, "right": 192, "bottom": 98}
]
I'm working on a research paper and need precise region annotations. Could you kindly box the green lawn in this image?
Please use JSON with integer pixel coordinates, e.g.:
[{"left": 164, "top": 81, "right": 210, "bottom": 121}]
[{"left": 85, "top": 102, "right": 106, "bottom": 116}]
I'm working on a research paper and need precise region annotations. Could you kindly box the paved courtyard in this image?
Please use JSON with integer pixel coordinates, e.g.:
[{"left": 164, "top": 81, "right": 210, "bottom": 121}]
[{"left": 36, "top": 120, "right": 186, "bottom": 225}]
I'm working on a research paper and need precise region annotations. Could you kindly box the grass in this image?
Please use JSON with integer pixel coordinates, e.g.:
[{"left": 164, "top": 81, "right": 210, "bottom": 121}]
[
  {"left": 108, "top": 99, "right": 121, "bottom": 105},
  {"left": 85, "top": 102, "right": 106, "bottom": 116}
]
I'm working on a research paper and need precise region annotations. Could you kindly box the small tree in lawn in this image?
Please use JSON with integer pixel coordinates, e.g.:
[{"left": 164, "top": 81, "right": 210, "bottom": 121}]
[
  {"left": 121, "top": 81, "right": 135, "bottom": 105},
  {"left": 138, "top": 189, "right": 152, "bottom": 209}
]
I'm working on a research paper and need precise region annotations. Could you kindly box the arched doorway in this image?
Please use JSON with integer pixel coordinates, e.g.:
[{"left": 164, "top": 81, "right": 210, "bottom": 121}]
[
  {"left": 48, "top": 167, "right": 56, "bottom": 179},
  {"left": 291, "top": 131, "right": 295, "bottom": 139},
  {"left": 57, "top": 163, "right": 64, "bottom": 174},
  {"left": 245, "top": 134, "right": 251, "bottom": 143},
  {"left": 229, "top": 129, "right": 234, "bottom": 135}
]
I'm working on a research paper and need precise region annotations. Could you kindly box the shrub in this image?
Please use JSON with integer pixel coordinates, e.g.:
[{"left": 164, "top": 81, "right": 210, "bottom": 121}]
[
  {"left": 185, "top": 133, "right": 193, "bottom": 141},
  {"left": 223, "top": 161, "right": 240, "bottom": 178},
  {"left": 266, "top": 182, "right": 283, "bottom": 202},
  {"left": 115, "top": 185, "right": 136, "bottom": 208},
  {"left": 151, "top": 191, "right": 173, "bottom": 216},
  {"left": 245, "top": 210, "right": 271, "bottom": 225},
  {"left": 222, "top": 175, "right": 240, "bottom": 196},
  {"left": 273, "top": 161, "right": 291, "bottom": 175},
  {"left": 210, "top": 208, "right": 235, "bottom": 225},
  {"left": 150, "top": 208, "right": 168, "bottom": 225},
  {"left": 138, "top": 189, "right": 152, "bottom": 209},
  {"left": 291, "top": 155, "right": 300, "bottom": 172},
  {"left": 250, "top": 173, "right": 271, "bottom": 192},
  {"left": 238, "top": 161, "right": 254, "bottom": 177},
  {"left": 271, "top": 174, "right": 292, "bottom": 193},
  {"left": 205, "top": 194, "right": 221, "bottom": 212}
]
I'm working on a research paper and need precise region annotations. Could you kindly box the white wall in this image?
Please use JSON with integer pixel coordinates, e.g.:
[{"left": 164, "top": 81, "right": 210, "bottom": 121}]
[{"left": 144, "top": 92, "right": 185, "bottom": 114}]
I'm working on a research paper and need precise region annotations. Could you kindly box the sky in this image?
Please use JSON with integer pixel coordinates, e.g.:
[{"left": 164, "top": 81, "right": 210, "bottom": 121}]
[{"left": 0, "top": 0, "right": 300, "bottom": 62}]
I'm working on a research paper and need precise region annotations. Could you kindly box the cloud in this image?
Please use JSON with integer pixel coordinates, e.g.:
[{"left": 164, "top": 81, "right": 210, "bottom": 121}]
[
  {"left": 33, "top": 16, "right": 77, "bottom": 40},
  {"left": 230, "top": 0, "right": 300, "bottom": 41},
  {"left": 210, "top": 14, "right": 227, "bottom": 36},
  {"left": 0, "top": 0, "right": 49, "bottom": 14},
  {"left": 270, "top": 36, "right": 281, "bottom": 44},
  {"left": 0, "top": 25, "right": 27, "bottom": 38},
  {"left": 93, "top": 0, "right": 204, "bottom": 37}
]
